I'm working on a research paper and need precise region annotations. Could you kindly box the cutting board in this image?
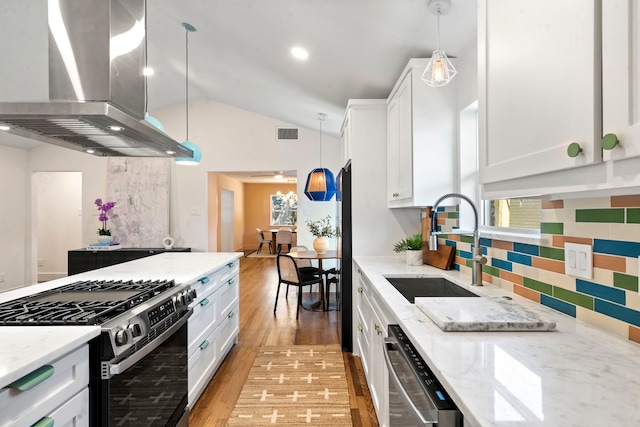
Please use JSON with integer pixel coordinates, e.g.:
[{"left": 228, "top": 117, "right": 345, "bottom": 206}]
[{"left": 421, "top": 207, "right": 455, "bottom": 270}]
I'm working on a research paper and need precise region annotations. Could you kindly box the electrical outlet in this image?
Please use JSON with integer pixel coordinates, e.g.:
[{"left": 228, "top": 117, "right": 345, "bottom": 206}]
[
  {"left": 0, "top": 273, "right": 5, "bottom": 283},
  {"left": 565, "top": 243, "right": 592, "bottom": 279},
  {"left": 190, "top": 208, "right": 201, "bottom": 216},
  {"left": 38, "top": 258, "right": 44, "bottom": 267}
]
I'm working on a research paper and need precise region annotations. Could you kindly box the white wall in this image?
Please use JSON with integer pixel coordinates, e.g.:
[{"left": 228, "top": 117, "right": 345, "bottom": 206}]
[{"left": 0, "top": 145, "right": 28, "bottom": 291}]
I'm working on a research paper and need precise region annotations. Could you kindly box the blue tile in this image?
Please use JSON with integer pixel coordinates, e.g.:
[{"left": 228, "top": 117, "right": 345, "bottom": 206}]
[
  {"left": 507, "top": 252, "right": 532, "bottom": 266},
  {"left": 453, "top": 263, "right": 460, "bottom": 271},
  {"left": 445, "top": 240, "right": 457, "bottom": 248},
  {"left": 513, "top": 242, "right": 540, "bottom": 256},
  {"left": 593, "top": 239, "right": 640, "bottom": 258},
  {"left": 576, "top": 279, "right": 626, "bottom": 305},
  {"left": 458, "top": 250, "right": 472, "bottom": 259},
  {"left": 595, "top": 300, "right": 640, "bottom": 328},
  {"left": 491, "top": 258, "right": 513, "bottom": 272},
  {"left": 480, "top": 237, "right": 493, "bottom": 247},
  {"left": 541, "top": 295, "right": 576, "bottom": 317},
  {"left": 437, "top": 206, "right": 446, "bottom": 212},
  {"left": 452, "top": 226, "right": 460, "bottom": 230}
]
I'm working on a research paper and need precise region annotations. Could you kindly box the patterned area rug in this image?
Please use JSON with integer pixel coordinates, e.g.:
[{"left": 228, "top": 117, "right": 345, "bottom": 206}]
[{"left": 227, "top": 345, "right": 352, "bottom": 425}]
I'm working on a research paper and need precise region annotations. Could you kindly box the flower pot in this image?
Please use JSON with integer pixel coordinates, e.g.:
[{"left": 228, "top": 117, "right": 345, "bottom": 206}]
[
  {"left": 406, "top": 250, "right": 423, "bottom": 266},
  {"left": 98, "top": 235, "right": 113, "bottom": 244},
  {"left": 313, "top": 236, "right": 329, "bottom": 254}
]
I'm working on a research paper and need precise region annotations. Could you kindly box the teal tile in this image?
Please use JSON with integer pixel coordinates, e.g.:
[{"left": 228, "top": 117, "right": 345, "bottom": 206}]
[
  {"left": 539, "top": 246, "right": 565, "bottom": 261},
  {"left": 523, "top": 277, "right": 553, "bottom": 295},
  {"left": 613, "top": 272, "right": 639, "bottom": 292},
  {"left": 553, "top": 287, "right": 594, "bottom": 310},
  {"left": 540, "top": 222, "right": 563, "bottom": 235},
  {"left": 575, "top": 208, "right": 624, "bottom": 223},
  {"left": 627, "top": 208, "right": 640, "bottom": 224},
  {"left": 482, "top": 265, "right": 500, "bottom": 277}
]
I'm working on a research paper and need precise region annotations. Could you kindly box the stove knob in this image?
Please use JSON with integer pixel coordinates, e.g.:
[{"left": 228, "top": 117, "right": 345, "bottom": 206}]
[
  {"left": 173, "top": 295, "right": 183, "bottom": 308},
  {"left": 127, "top": 323, "right": 142, "bottom": 338},
  {"left": 188, "top": 288, "right": 198, "bottom": 300},
  {"left": 183, "top": 290, "right": 195, "bottom": 305},
  {"left": 115, "top": 329, "right": 130, "bottom": 346}
]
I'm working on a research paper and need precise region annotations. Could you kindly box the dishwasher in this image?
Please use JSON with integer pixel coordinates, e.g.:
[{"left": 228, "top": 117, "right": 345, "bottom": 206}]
[{"left": 384, "top": 324, "right": 462, "bottom": 426}]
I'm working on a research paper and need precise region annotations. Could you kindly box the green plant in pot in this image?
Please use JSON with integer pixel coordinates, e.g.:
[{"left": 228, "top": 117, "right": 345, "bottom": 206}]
[
  {"left": 306, "top": 215, "right": 338, "bottom": 254},
  {"left": 393, "top": 233, "right": 424, "bottom": 266}
]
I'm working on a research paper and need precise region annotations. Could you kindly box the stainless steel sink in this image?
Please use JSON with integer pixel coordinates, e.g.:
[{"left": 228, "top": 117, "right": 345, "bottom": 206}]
[{"left": 385, "top": 277, "right": 479, "bottom": 303}]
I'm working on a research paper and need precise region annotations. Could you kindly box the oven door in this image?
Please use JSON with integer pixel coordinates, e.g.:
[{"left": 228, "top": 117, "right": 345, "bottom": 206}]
[{"left": 91, "top": 314, "right": 190, "bottom": 427}]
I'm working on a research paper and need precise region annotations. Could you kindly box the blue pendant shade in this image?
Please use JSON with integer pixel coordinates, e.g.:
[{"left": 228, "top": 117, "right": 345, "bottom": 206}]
[
  {"left": 304, "top": 168, "right": 336, "bottom": 201},
  {"left": 336, "top": 169, "right": 342, "bottom": 201},
  {"left": 175, "top": 140, "right": 202, "bottom": 165},
  {"left": 144, "top": 115, "right": 166, "bottom": 132}
]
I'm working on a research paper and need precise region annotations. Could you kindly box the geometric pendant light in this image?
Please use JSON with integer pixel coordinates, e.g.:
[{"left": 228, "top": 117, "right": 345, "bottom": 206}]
[
  {"left": 421, "top": 0, "right": 457, "bottom": 87},
  {"left": 175, "top": 22, "right": 202, "bottom": 165},
  {"left": 304, "top": 113, "right": 336, "bottom": 201}
]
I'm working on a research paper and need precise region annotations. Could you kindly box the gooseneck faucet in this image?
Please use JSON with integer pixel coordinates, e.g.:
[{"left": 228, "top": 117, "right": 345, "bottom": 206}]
[{"left": 429, "top": 193, "right": 487, "bottom": 286}]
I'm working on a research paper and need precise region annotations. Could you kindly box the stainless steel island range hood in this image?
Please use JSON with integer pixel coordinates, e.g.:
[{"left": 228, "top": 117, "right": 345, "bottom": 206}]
[{"left": 0, "top": 0, "right": 193, "bottom": 158}]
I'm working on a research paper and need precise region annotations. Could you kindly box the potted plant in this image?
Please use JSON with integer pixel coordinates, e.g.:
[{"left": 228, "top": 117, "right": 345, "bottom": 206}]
[
  {"left": 393, "top": 233, "right": 424, "bottom": 266},
  {"left": 95, "top": 198, "right": 117, "bottom": 244},
  {"left": 305, "top": 214, "right": 338, "bottom": 254}
]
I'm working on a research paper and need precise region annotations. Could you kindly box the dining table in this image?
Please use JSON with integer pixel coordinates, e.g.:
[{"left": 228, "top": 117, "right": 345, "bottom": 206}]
[
  {"left": 265, "top": 228, "right": 297, "bottom": 254},
  {"left": 288, "top": 249, "right": 340, "bottom": 311}
]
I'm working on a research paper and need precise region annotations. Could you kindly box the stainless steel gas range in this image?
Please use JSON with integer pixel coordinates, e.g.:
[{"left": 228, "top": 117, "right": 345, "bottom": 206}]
[{"left": 0, "top": 279, "right": 196, "bottom": 427}]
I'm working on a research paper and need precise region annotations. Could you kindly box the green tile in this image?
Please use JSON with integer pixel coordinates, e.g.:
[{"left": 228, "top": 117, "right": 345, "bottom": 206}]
[
  {"left": 465, "top": 259, "right": 473, "bottom": 269},
  {"left": 460, "top": 235, "right": 474, "bottom": 244},
  {"left": 455, "top": 249, "right": 461, "bottom": 257},
  {"left": 447, "top": 211, "right": 460, "bottom": 219},
  {"left": 575, "top": 208, "right": 624, "bottom": 223},
  {"left": 482, "top": 265, "right": 500, "bottom": 277},
  {"left": 523, "top": 277, "right": 553, "bottom": 295},
  {"left": 553, "top": 287, "right": 594, "bottom": 310},
  {"left": 627, "top": 208, "right": 640, "bottom": 224},
  {"left": 539, "top": 246, "right": 565, "bottom": 261},
  {"left": 613, "top": 272, "right": 639, "bottom": 292},
  {"left": 540, "top": 222, "right": 563, "bottom": 235}
]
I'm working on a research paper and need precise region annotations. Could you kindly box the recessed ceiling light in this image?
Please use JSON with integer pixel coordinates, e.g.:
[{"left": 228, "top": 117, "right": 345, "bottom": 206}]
[
  {"left": 86, "top": 149, "right": 95, "bottom": 154},
  {"left": 166, "top": 150, "right": 175, "bottom": 155},
  {"left": 143, "top": 67, "right": 155, "bottom": 76},
  {"left": 291, "top": 47, "right": 309, "bottom": 60},
  {"left": 0, "top": 125, "right": 10, "bottom": 131},
  {"left": 108, "top": 125, "right": 124, "bottom": 132},
  {"left": 274, "top": 173, "right": 284, "bottom": 179}
]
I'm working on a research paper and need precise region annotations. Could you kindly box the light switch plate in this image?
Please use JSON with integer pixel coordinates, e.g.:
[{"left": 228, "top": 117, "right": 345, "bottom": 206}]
[{"left": 565, "top": 242, "right": 592, "bottom": 279}]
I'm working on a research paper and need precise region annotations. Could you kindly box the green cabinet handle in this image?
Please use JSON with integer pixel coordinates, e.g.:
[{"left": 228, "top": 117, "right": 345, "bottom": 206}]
[
  {"left": 227, "top": 262, "right": 234, "bottom": 268},
  {"left": 357, "top": 287, "right": 363, "bottom": 293},
  {"left": 227, "top": 278, "right": 235, "bottom": 285},
  {"left": 228, "top": 311, "right": 235, "bottom": 318},
  {"left": 357, "top": 324, "right": 363, "bottom": 332},
  {"left": 200, "top": 298, "right": 209, "bottom": 307},
  {"left": 392, "top": 192, "right": 399, "bottom": 198},
  {"left": 31, "top": 417, "right": 54, "bottom": 427},
  {"left": 198, "top": 276, "right": 210, "bottom": 284},
  {"left": 199, "top": 340, "right": 210, "bottom": 350},
  {"left": 602, "top": 133, "right": 619, "bottom": 150},
  {"left": 567, "top": 142, "right": 582, "bottom": 158},
  {"left": 9, "top": 365, "right": 54, "bottom": 391}
]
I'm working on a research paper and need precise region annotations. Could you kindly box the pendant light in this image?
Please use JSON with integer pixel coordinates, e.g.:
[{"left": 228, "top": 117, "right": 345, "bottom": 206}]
[
  {"left": 304, "top": 113, "right": 336, "bottom": 201},
  {"left": 421, "top": 0, "right": 457, "bottom": 87},
  {"left": 175, "top": 22, "right": 202, "bottom": 165}
]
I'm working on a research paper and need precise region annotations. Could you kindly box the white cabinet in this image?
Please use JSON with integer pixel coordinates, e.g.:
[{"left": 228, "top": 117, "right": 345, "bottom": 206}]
[
  {"left": 0, "top": 344, "right": 90, "bottom": 427},
  {"left": 387, "top": 58, "right": 457, "bottom": 207},
  {"left": 354, "top": 267, "right": 392, "bottom": 426},
  {"left": 602, "top": 0, "right": 640, "bottom": 161},
  {"left": 478, "top": 0, "right": 602, "bottom": 184},
  {"left": 187, "top": 258, "right": 240, "bottom": 407}
]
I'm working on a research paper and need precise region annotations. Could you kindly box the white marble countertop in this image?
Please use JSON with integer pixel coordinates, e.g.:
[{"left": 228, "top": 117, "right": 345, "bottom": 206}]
[
  {"left": 0, "top": 252, "right": 243, "bottom": 390},
  {"left": 354, "top": 256, "right": 640, "bottom": 427}
]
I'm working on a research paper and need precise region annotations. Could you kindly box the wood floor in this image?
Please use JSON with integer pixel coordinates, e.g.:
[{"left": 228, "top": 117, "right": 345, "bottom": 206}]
[{"left": 189, "top": 253, "right": 379, "bottom": 427}]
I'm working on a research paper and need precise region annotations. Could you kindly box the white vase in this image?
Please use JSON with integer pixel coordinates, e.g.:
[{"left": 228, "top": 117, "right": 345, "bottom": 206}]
[
  {"left": 162, "top": 235, "right": 175, "bottom": 249},
  {"left": 406, "top": 250, "right": 423, "bottom": 266},
  {"left": 313, "top": 236, "right": 329, "bottom": 254},
  {"left": 97, "top": 235, "right": 113, "bottom": 244}
]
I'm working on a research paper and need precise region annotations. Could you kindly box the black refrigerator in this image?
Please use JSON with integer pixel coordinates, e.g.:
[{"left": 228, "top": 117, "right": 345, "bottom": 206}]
[{"left": 337, "top": 160, "right": 352, "bottom": 352}]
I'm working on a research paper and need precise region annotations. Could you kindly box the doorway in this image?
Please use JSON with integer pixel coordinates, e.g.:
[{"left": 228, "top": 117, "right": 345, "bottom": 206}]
[
  {"left": 220, "top": 189, "right": 234, "bottom": 251},
  {"left": 35, "top": 171, "right": 82, "bottom": 281}
]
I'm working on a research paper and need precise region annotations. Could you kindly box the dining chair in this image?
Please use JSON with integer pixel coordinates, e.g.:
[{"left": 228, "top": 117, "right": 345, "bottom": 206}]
[
  {"left": 275, "top": 254, "right": 323, "bottom": 319},
  {"left": 288, "top": 246, "right": 320, "bottom": 298},
  {"left": 255, "top": 228, "right": 273, "bottom": 254},
  {"left": 275, "top": 229, "right": 293, "bottom": 253}
]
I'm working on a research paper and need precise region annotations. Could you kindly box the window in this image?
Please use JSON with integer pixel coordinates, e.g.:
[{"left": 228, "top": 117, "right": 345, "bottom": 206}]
[
  {"left": 270, "top": 192, "right": 297, "bottom": 226},
  {"left": 484, "top": 199, "right": 541, "bottom": 230}
]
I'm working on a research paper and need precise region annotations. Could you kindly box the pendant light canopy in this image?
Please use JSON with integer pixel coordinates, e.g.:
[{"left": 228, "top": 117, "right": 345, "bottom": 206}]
[
  {"left": 421, "top": 0, "right": 457, "bottom": 87},
  {"left": 175, "top": 22, "right": 202, "bottom": 165},
  {"left": 304, "top": 113, "right": 336, "bottom": 201}
]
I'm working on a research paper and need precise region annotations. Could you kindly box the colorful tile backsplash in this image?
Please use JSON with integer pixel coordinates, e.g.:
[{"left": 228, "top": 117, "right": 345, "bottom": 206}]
[{"left": 437, "top": 196, "right": 640, "bottom": 344}]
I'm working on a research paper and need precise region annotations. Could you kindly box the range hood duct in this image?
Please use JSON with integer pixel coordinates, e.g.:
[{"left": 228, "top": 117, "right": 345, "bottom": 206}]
[{"left": 0, "top": 0, "right": 193, "bottom": 158}]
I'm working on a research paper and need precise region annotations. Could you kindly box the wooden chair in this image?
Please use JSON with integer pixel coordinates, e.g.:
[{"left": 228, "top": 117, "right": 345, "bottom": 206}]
[
  {"left": 287, "top": 246, "right": 320, "bottom": 298},
  {"left": 256, "top": 228, "right": 273, "bottom": 254},
  {"left": 276, "top": 229, "right": 292, "bottom": 253},
  {"left": 275, "top": 254, "right": 323, "bottom": 319}
]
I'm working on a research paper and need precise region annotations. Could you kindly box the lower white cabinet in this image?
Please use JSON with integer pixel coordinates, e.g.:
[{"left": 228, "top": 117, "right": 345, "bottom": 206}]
[
  {"left": 0, "top": 344, "right": 90, "bottom": 427},
  {"left": 354, "top": 267, "right": 392, "bottom": 427},
  {"left": 187, "top": 258, "right": 240, "bottom": 407}
]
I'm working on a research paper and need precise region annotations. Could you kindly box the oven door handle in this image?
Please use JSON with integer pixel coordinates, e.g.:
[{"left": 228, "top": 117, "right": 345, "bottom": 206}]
[
  {"left": 106, "top": 311, "right": 191, "bottom": 378},
  {"left": 383, "top": 337, "right": 437, "bottom": 426}
]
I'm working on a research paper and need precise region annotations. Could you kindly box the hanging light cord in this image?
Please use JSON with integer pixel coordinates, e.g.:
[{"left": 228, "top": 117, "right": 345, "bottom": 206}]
[
  {"left": 318, "top": 113, "right": 326, "bottom": 168},
  {"left": 144, "top": 0, "right": 149, "bottom": 114},
  {"left": 185, "top": 27, "right": 190, "bottom": 141},
  {"left": 435, "top": 9, "right": 440, "bottom": 50}
]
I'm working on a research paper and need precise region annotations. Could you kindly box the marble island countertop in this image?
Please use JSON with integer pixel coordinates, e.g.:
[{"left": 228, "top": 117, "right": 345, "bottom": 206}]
[{"left": 354, "top": 256, "right": 640, "bottom": 427}]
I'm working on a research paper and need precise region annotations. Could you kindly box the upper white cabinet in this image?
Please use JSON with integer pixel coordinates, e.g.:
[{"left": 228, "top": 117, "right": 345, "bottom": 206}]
[
  {"left": 387, "top": 58, "right": 456, "bottom": 208},
  {"left": 478, "top": 0, "right": 602, "bottom": 184},
  {"left": 602, "top": 0, "right": 640, "bottom": 161}
]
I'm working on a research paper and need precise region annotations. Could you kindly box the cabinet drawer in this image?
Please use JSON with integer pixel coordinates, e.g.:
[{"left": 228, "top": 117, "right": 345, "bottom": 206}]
[
  {"left": 217, "top": 259, "right": 240, "bottom": 285},
  {"left": 188, "top": 290, "right": 219, "bottom": 354},
  {"left": 218, "top": 303, "right": 239, "bottom": 357},
  {"left": 31, "top": 388, "right": 89, "bottom": 427},
  {"left": 0, "top": 345, "right": 89, "bottom": 427},
  {"left": 217, "top": 274, "right": 239, "bottom": 319},
  {"left": 188, "top": 323, "right": 220, "bottom": 406}
]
